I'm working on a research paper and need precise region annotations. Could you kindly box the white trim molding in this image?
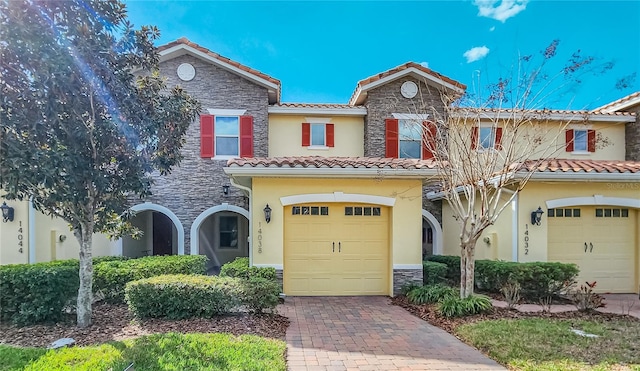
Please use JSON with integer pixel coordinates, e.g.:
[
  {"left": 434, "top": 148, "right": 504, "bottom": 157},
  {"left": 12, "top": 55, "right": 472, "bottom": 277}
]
[
  {"left": 422, "top": 209, "right": 443, "bottom": 255},
  {"left": 206, "top": 108, "right": 247, "bottom": 116},
  {"left": 268, "top": 106, "right": 367, "bottom": 116},
  {"left": 393, "top": 264, "right": 423, "bottom": 270},
  {"left": 280, "top": 192, "right": 396, "bottom": 207},
  {"left": 130, "top": 202, "right": 185, "bottom": 255},
  {"left": 546, "top": 195, "right": 640, "bottom": 209},
  {"left": 304, "top": 117, "right": 332, "bottom": 123},
  {"left": 190, "top": 203, "right": 250, "bottom": 255},
  {"left": 392, "top": 113, "right": 430, "bottom": 120}
]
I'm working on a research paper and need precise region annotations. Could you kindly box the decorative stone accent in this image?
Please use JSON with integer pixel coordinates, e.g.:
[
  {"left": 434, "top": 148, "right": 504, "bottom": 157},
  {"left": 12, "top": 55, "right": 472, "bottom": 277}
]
[
  {"left": 625, "top": 110, "right": 640, "bottom": 161},
  {"left": 275, "top": 269, "right": 283, "bottom": 289},
  {"left": 393, "top": 268, "right": 423, "bottom": 296},
  {"left": 134, "top": 54, "right": 270, "bottom": 253}
]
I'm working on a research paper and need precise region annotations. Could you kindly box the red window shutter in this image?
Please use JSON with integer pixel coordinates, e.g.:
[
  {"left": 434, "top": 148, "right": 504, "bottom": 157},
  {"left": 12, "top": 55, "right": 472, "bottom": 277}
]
[
  {"left": 565, "top": 129, "right": 574, "bottom": 152},
  {"left": 385, "top": 119, "right": 399, "bottom": 158},
  {"left": 587, "top": 129, "right": 596, "bottom": 152},
  {"left": 422, "top": 121, "right": 437, "bottom": 160},
  {"left": 302, "top": 123, "right": 310, "bottom": 146},
  {"left": 495, "top": 127, "right": 503, "bottom": 150},
  {"left": 326, "top": 124, "right": 335, "bottom": 147},
  {"left": 471, "top": 127, "right": 479, "bottom": 150},
  {"left": 239, "top": 115, "right": 253, "bottom": 157},
  {"left": 200, "top": 115, "right": 214, "bottom": 158}
]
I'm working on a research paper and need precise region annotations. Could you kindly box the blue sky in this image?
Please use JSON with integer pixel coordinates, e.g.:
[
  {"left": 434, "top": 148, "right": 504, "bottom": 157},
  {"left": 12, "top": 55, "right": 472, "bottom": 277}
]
[{"left": 124, "top": 1, "right": 640, "bottom": 110}]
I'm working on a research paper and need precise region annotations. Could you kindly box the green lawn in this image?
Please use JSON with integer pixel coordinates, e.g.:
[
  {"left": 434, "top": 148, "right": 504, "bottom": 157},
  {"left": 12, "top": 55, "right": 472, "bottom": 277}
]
[
  {"left": 457, "top": 318, "right": 640, "bottom": 371},
  {"left": 0, "top": 332, "right": 286, "bottom": 371}
]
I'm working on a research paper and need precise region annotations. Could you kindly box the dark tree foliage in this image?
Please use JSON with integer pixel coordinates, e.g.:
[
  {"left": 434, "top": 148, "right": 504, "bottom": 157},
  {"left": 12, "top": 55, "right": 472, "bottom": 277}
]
[{"left": 0, "top": 0, "right": 201, "bottom": 327}]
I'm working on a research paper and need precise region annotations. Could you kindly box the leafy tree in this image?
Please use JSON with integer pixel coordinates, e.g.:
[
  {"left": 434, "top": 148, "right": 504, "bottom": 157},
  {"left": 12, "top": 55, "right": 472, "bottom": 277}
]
[
  {"left": 0, "top": 0, "right": 201, "bottom": 327},
  {"left": 412, "top": 41, "right": 620, "bottom": 298}
]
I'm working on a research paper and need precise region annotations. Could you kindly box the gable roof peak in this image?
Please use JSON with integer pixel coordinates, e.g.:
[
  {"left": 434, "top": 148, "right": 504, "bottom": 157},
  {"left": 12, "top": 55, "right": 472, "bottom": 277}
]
[{"left": 157, "top": 38, "right": 281, "bottom": 104}]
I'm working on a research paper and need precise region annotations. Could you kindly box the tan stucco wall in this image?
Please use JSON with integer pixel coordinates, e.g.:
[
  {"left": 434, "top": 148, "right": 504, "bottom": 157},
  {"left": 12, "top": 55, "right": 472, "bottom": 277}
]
[
  {"left": 268, "top": 114, "right": 364, "bottom": 157},
  {"left": 0, "top": 197, "right": 119, "bottom": 265},
  {"left": 250, "top": 177, "right": 423, "bottom": 267}
]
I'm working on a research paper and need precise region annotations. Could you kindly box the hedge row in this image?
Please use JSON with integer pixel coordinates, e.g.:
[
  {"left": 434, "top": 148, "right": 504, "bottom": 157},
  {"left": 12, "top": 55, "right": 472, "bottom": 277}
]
[
  {"left": 423, "top": 261, "right": 447, "bottom": 285},
  {"left": 125, "top": 274, "right": 281, "bottom": 318},
  {"left": 94, "top": 255, "right": 207, "bottom": 302},
  {"left": 425, "top": 255, "right": 579, "bottom": 300},
  {"left": 0, "top": 255, "right": 206, "bottom": 325},
  {"left": 220, "top": 257, "right": 277, "bottom": 281}
]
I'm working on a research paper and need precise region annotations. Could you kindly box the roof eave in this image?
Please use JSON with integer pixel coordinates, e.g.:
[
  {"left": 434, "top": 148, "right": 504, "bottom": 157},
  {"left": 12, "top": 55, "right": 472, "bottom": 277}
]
[
  {"left": 456, "top": 111, "right": 636, "bottom": 123},
  {"left": 159, "top": 44, "right": 280, "bottom": 104},
  {"left": 594, "top": 94, "right": 640, "bottom": 113},
  {"left": 223, "top": 166, "right": 438, "bottom": 179},
  {"left": 268, "top": 106, "right": 367, "bottom": 116}
]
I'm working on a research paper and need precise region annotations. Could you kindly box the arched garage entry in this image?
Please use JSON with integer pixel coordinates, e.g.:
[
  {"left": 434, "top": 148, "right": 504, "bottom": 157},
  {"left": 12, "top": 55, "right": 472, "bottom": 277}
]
[
  {"left": 190, "top": 204, "right": 250, "bottom": 275},
  {"left": 122, "top": 203, "right": 184, "bottom": 257},
  {"left": 422, "top": 209, "right": 443, "bottom": 257}
]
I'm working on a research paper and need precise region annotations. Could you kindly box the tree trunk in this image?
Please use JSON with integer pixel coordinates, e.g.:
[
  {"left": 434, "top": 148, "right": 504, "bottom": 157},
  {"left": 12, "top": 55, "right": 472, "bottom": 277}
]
[
  {"left": 75, "top": 220, "right": 94, "bottom": 328},
  {"left": 459, "top": 241, "right": 476, "bottom": 298}
]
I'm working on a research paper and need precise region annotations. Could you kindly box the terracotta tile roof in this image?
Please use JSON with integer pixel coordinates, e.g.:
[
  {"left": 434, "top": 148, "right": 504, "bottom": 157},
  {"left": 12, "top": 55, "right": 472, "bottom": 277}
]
[
  {"left": 355, "top": 62, "right": 466, "bottom": 91},
  {"left": 158, "top": 37, "right": 281, "bottom": 88},
  {"left": 592, "top": 91, "right": 640, "bottom": 113},
  {"left": 227, "top": 156, "right": 438, "bottom": 170},
  {"left": 273, "top": 103, "right": 365, "bottom": 109},
  {"left": 459, "top": 107, "right": 635, "bottom": 117},
  {"left": 516, "top": 159, "right": 640, "bottom": 173}
]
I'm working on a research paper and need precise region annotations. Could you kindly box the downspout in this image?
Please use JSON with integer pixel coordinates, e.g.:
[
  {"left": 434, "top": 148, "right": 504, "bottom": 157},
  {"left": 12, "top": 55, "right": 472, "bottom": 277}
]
[
  {"left": 502, "top": 188, "right": 519, "bottom": 262},
  {"left": 28, "top": 197, "right": 36, "bottom": 264},
  {"left": 229, "top": 177, "right": 253, "bottom": 266}
]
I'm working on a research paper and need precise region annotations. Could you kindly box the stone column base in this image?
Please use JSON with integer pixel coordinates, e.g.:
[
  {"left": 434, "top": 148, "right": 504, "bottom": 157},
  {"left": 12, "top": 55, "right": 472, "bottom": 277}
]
[{"left": 393, "top": 269, "right": 423, "bottom": 296}]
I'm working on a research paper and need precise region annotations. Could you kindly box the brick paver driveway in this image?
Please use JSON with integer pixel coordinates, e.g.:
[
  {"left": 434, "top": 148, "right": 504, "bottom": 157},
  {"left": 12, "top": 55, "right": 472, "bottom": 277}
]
[{"left": 279, "top": 296, "right": 505, "bottom": 371}]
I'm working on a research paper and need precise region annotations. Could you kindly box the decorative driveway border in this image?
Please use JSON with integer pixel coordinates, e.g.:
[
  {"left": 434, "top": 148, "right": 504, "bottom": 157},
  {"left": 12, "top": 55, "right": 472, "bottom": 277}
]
[{"left": 279, "top": 296, "right": 505, "bottom": 371}]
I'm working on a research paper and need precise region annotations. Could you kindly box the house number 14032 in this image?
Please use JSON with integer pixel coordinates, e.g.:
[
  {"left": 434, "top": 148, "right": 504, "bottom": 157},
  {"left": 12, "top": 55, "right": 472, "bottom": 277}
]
[
  {"left": 17, "top": 221, "right": 24, "bottom": 253},
  {"left": 523, "top": 223, "right": 529, "bottom": 255}
]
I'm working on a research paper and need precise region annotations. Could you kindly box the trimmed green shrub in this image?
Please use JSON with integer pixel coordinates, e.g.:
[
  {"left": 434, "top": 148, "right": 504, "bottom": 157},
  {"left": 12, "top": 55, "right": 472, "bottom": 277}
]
[
  {"left": 220, "top": 257, "right": 277, "bottom": 281},
  {"left": 437, "top": 295, "right": 492, "bottom": 317},
  {"left": 407, "top": 284, "right": 458, "bottom": 304},
  {"left": 423, "top": 261, "right": 448, "bottom": 285},
  {"left": 94, "top": 255, "right": 207, "bottom": 302},
  {"left": 239, "top": 277, "right": 281, "bottom": 313},
  {"left": 426, "top": 255, "right": 460, "bottom": 284},
  {"left": 399, "top": 282, "right": 422, "bottom": 296},
  {"left": 126, "top": 274, "right": 241, "bottom": 319},
  {"left": 0, "top": 262, "right": 79, "bottom": 325},
  {"left": 474, "top": 260, "right": 579, "bottom": 301}
]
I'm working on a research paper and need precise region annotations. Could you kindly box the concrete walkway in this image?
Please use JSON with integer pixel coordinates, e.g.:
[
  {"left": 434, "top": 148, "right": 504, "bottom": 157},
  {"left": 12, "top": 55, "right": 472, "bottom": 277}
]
[{"left": 279, "top": 296, "right": 505, "bottom": 371}]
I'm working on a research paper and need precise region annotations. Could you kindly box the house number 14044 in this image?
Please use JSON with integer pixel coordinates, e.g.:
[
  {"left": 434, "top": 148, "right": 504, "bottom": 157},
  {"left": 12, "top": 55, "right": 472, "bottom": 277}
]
[
  {"left": 523, "top": 224, "right": 529, "bottom": 255},
  {"left": 17, "top": 220, "right": 24, "bottom": 253}
]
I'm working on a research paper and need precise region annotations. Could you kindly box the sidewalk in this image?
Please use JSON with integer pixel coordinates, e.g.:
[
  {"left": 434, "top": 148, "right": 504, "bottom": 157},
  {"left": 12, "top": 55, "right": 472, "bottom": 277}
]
[{"left": 491, "top": 293, "right": 640, "bottom": 319}]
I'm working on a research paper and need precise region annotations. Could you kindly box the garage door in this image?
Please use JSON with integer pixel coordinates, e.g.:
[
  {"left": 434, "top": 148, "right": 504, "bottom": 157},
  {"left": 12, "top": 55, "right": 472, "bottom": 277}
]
[
  {"left": 284, "top": 203, "right": 390, "bottom": 296},
  {"left": 548, "top": 206, "right": 637, "bottom": 293}
]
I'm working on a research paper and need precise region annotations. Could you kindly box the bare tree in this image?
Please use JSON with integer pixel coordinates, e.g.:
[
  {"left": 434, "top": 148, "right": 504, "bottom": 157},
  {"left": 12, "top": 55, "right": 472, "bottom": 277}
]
[{"left": 407, "top": 41, "right": 620, "bottom": 298}]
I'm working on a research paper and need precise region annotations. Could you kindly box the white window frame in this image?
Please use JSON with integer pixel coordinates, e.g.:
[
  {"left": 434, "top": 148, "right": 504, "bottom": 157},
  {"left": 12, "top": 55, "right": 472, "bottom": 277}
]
[
  {"left": 310, "top": 123, "right": 326, "bottom": 147},
  {"left": 398, "top": 119, "right": 422, "bottom": 159},
  {"left": 305, "top": 117, "right": 331, "bottom": 150},
  {"left": 572, "top": 129, "right": 589, "bottom": 153},
  {"left": 214, "top": 116, "right": 240, "bottom": 159}
]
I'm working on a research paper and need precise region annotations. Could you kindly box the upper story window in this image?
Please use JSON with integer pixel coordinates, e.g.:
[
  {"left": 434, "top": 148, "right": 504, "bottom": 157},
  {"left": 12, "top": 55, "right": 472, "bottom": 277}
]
[
  {"left": 215, "top": 116, "right": 239, "bottom": 156},
  {"left": 385, "top": 118, "right": 436, "bottom": 160},
  {"left": 565, "top": 129, "right": 595, "bottom": 153},
  {"left": 471, "top": 126, "right": 502, "bottom": 150},
  {"left": 302, "top": 122, "right": 334, "bottom": 148},
  {"left": 200, "top": 113, "right": 254, "bottom": 159}
]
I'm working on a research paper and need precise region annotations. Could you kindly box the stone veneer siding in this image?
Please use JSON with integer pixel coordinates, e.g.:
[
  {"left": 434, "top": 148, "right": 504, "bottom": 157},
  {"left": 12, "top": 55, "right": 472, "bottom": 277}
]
[
  {"left": 363, "top": 78, "right": 447, "bottom": 224},
  {"left": 393, "top": 269, "right": 424, "bottom": 296},
  {"left": 625, "top": 108, "right": 640, "bottom": 161},
  {"left": 139, "top": 54, "right": 270, "bottom": 253}
]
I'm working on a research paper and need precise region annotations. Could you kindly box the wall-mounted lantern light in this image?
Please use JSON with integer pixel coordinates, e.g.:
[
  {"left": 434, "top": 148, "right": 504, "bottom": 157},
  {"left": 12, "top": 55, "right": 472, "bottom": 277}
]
[
  {"left": 1, "top": 202, "right": 15, "bottom": 223},
  {"left": 222, "top": 185, "right": 230, "bottom": 196},
  {"left": 531, "top": 206, "right": 544, "bottom": 226},
  {"left": 264, "top": 204, "right": 272, "bottom": 223}
]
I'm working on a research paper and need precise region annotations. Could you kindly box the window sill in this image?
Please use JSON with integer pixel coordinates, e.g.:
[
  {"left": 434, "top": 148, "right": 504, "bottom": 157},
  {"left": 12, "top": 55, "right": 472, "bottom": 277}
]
[
  {"left": 307, "top": 145, "right": 329, "bottom": 150},
  {"left": 570, "top": 151, "right": 591, "bottom": 156},
  {"left": 212, "top": 155, "right": 239, "bottom": 161}
]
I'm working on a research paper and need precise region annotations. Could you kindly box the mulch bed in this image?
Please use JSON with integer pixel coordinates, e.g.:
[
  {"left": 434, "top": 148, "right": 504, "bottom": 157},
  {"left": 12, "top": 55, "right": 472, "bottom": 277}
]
[
  {"left": 390, "top": 296, "right": 638, "bottom": 335},
  {"left": 0, "top": 303, "right": 289, "bottom": 348}
]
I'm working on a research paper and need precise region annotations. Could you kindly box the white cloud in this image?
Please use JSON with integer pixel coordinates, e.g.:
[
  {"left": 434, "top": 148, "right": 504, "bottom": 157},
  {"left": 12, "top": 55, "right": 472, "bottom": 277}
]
[
  {"left": 474, "top": 0, "right": 528, "bottom": 22},
  {"left": 489, "top": 26, "right": 496, "bottom": 32},
  {"left": 419, "top": 61, "right": 429, "bottom": 68},
  {"left": 463, "top": 46, "right": 490, "bottom": 63}
]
